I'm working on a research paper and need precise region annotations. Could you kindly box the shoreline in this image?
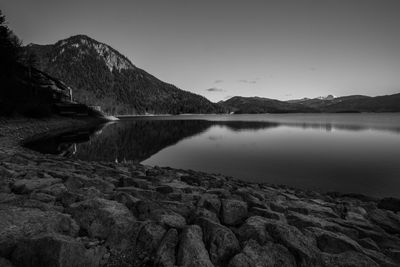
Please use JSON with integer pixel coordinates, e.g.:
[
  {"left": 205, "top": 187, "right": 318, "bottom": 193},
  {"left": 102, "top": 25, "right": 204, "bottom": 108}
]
[{"left": 0, "top": 117, "right": 400, "bottom": 266}]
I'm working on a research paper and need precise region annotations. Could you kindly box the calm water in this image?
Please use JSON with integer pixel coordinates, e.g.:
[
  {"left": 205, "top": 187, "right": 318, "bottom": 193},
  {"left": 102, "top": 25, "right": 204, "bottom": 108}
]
[{"left": 27, "top": 114, "right": 400, "bottom": 198}]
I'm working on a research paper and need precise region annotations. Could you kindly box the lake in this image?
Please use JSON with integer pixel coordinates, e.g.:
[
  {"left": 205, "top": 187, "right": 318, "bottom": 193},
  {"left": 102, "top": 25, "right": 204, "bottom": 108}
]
[{"left": 26, "top": 113, "right": 400, "bottom": 198}]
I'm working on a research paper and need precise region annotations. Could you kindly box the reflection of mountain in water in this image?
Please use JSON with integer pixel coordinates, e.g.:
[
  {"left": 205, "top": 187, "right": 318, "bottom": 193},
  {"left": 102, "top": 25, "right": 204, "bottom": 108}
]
[
  {"left": 24, "top": 124, "right": 107, "bottom": 157},
  {"left": 73, "top": 120, "right": 281, "bottom": 162},
  {"left": 74, "top": 120, "right": 210, "bottom": 162},
  {"left": 25, "top": 118, "right": 400, "bottom": 163},
  {"left": 25, "top": 120, "right": 281, "bottom": 162}
]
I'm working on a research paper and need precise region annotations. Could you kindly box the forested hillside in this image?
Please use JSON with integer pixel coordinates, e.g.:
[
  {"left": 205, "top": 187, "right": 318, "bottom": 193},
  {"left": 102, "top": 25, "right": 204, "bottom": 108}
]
[{"left": 26, "top": 35, "right": 223, "bottom": 115}]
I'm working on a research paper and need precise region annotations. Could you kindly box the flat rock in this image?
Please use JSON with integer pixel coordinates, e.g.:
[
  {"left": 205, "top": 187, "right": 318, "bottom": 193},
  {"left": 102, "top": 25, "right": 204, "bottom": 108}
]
[
  {"left": 228, "top": 239, "right": 296, "bottom": 267},
  {"left": 12, "top": 178, "right": 62, "bottom": 194},
  {"left": 285, "top": 200, "right": 339, "bottom": 218},
  {"left": 249, "top": 207, "right": 281, "bottom": 220},
  {"left": 321, "top": 251, "right": 378, "bottom": 267},
  {"left": 287, "top": 211, "right": 358, "bottom": 239},
  {"left": 65, "top": 175, "right": 115, "bottom": 194},
  {"left": 38, "top": 183, "right": 68, "bottom": 198}
]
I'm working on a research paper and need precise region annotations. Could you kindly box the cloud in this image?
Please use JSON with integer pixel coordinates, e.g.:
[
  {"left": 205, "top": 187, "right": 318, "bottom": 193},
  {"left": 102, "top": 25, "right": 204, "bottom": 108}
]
[
  {"left": 214, "top": 80, "right": 224, "bottom": 84},
  {"left": 238, "top": 79, "right": 257, "bottom": 84},
  {"left": 205, "top": 87, "right": 224, "bottom": 92}
]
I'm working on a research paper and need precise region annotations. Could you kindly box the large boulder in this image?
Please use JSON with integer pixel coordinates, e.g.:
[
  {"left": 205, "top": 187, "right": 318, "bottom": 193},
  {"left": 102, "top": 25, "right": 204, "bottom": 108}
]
[
  {"left": 221, "top": 199, "right": 248, "bottom": 226},
  {"left": 264, "top": 220, "right": 321, "bottom": 266},
  {"left": 67, "top": 198, "right": 135, "bottom": 249},
  {"left": 0, "top": 206, "right": 78, "bottom": 257},
  {"left": 177, "top": 225, "right": 214, "bottom": 267},
  {"left": 133, "top": 222, "right": 167, "bottom": 266},
  {"left": 196, "top": 217, "right": 240, "bottom": 266},
  {"left": 135, "top": 200, "right": 187, "bottom": 229},
  {"left": 197, "top": 193, "right": 221, "bottom": 214},
  {"left": 367, "top": 209, "right": 400, "bottom": 234},
  {"left": 11, "top": 234, "right": 105, "bottom": 267},
  {"left": 307, "top": 227, "right": 362, "bottom": 254},
  {"left": 228, "top": 239, "right": 296, "bottom": 267},
  {"left": 154, "top": 228, "right": 179, "bottom": 267},
  {"left": 237, "top": 216, "right": 272, "bottom": 244},
  {"left": 191, "top": 207, "right": 220, "bottom": 223}
]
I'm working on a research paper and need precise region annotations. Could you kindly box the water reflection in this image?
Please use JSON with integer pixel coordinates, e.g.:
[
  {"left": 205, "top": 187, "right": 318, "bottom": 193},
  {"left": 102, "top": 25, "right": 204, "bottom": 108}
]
[
  {"left": 25, "top": 123, "right": 107, "bottom": 157},
  {"left": 24, "top": 115, "right": 400, "bottom": 197},
  {"left": 25, "top": 117, "right": 400, "bottom": 162}
]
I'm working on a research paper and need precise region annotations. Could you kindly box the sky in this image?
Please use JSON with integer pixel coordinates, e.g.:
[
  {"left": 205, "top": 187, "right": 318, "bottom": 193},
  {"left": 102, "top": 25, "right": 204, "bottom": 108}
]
[{"left": 2, "top": 0, "right": 400, "bottom": 102}]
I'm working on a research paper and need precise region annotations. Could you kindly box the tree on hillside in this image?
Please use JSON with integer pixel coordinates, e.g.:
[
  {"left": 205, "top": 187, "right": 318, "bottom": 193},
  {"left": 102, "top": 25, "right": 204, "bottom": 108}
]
[{"left": 0, "top": 10, "right": 21, "bottom": 76}]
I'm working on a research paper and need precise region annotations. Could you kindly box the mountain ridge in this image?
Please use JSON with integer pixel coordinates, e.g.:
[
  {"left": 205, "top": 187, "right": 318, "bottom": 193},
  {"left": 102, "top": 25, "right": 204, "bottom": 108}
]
[
  {"left": 26, "top": 34, "right": 223, "bottom": 115},
  {"left": 221, "top": 93, "right": 400, "bottom": 113}
]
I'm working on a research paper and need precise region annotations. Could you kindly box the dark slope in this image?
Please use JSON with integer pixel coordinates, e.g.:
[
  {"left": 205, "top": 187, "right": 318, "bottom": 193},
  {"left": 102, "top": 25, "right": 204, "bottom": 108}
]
[
  {"left": 1, "top": 63, "right": 74, "bottom": 117},
  {"left": 26, "top": 35, "right": 222, "bottom": 115}
]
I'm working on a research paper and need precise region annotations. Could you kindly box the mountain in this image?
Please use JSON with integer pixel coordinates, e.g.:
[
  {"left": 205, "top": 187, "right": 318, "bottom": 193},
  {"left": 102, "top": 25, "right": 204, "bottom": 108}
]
[
  {"left": 220, "top": 96, "right": 318, "bottom": 114},
  {"left": 320, "top": 93, "right": 400, "bottom": 112},
  {"left": 25, "top": 35, "right": 222, "bottom": 115},
  {"left": 288, "top": 93, "right": 400, "bottom": 112},
  {"left": 222, "top": 93, "right": 400, "bottom": 114}
]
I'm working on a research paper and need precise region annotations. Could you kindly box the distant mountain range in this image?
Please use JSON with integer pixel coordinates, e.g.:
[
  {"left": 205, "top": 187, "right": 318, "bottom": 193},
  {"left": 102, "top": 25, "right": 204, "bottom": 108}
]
[
  {"left": 25, "top": 35, "right": 399, "bottom": 115},
  {"left": 26, "top": 35, "right": 222, "bottom": 115},
  {"left": 221, "top": 93, "right": 400, "bottom": 114},
  {"left": 220, "top": 96, "right": 318, "bottom": 113},
  {"left": 288, "top": 93, "right": 400, "bottom": 112}
]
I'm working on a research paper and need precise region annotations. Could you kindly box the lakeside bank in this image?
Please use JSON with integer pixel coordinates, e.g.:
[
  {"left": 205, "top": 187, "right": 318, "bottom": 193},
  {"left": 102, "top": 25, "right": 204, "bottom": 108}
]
[{"left": 0, "top": 118, "right": 400, "bottom": 266}]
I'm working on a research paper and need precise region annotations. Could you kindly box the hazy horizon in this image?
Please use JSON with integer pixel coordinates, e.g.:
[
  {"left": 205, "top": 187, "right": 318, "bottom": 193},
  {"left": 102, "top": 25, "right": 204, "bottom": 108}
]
[{"left": 2, "top": 0, "right": 400, "bottom": 102}]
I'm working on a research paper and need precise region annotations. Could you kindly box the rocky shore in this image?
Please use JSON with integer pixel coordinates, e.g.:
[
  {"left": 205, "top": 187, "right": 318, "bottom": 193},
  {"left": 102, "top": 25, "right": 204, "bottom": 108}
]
[{"left": 1, "top": 118, "right": 400, "bottom": 267}]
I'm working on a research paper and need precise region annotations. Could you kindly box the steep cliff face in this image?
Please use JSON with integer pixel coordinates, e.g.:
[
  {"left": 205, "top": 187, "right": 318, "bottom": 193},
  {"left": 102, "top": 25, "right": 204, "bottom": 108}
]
[{"left": 26, "top": 35, "right": 222, "bottom": 115}]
